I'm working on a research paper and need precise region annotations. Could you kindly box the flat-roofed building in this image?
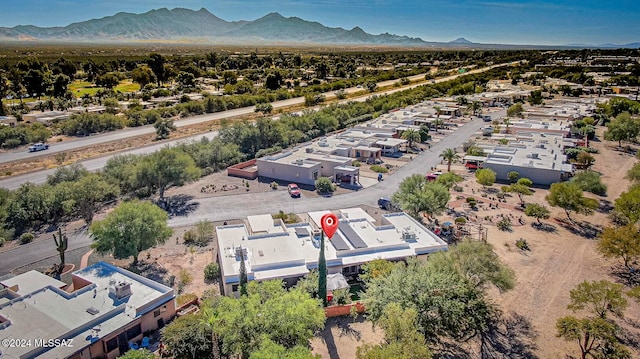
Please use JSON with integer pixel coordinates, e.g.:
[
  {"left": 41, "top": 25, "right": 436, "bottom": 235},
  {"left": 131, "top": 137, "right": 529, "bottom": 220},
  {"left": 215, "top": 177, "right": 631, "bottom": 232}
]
[
  {"left": 0, "top": 262, "right": 175, "bottom": 359},
  {"left": 216, "top": 208, "right": 448, "bottom": 295},
  {"left": 482, "top": 133, "right": 575, "bottom": 185},
  {"left": 256, "top": 149, "right": 359, "bottom": 186}
]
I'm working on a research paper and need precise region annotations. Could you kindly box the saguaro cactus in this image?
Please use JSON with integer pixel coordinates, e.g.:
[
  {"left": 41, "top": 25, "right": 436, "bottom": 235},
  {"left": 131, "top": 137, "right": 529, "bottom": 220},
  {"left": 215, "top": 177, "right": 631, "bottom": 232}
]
[{"left": 53, "top": 227, "right": 68, "bottom": 267}]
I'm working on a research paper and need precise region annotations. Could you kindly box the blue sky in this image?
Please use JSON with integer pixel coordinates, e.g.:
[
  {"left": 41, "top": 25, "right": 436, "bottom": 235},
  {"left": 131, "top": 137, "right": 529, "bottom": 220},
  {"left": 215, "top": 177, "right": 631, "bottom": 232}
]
[{"left": 0, "top": 0, "right": 638, "bottom": 45}]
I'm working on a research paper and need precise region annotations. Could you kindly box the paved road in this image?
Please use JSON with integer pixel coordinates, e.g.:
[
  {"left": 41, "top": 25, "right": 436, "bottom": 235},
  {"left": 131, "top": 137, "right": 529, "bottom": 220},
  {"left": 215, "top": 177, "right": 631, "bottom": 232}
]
[
  {"left": 0, "top": 63, "right": 518, "bottom": 274},
  {"left": 0, "top": 110, "right": 504, "bottom": 275},
  {"left": 0, "top": 61, "right": 516, "bottom": 166},
  {"left": 0, "top": 132, "right": 220, "bottom": 190}
]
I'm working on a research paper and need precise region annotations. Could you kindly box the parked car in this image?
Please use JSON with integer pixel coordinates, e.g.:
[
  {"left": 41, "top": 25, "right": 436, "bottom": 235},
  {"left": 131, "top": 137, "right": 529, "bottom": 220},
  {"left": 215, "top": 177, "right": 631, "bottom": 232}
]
[
  {"left": 482, "top": 115, "right": 492, "bottom": 122},
  {"left": 287, "top": 183, "right": 301, "bottom": 197},
  {"left": 378, "top": 197, "right": 400, "bottom": 211},
  {"left": 28, "top": 143, "right": 49, "bottom": 152}
]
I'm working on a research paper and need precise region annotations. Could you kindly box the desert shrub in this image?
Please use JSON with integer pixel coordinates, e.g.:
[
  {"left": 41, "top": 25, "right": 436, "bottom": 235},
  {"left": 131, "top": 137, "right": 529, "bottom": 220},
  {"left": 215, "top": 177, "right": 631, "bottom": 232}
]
[
  {"left": 270, "top": 181, "right": 278, "bottom": 189},
  {"left": 19, "top": 232, "right": 34, "bottom": 244},
  {"left": 183, "top": 229, "right": 197, "bottom": 246},
  {"left": 179, "top": 269, "right": 193, "bottom": 286},
  {"left": 352, "top": 160, "right": 361, "bottom": 167},
  {"left": 204, "top": 262, "right": 220, "bottom": 282},
  {"left": 453, "top": 185, "right": 463, "bottom": 192},
  {"left": 330, "top": 288, "right": 352, "bottom": 305},
  {"left": 176, "top": 293, "right": 197, "bottom": 306},
  {"left": 315, "top": 177, "right": 336, "bottom": 194},
  {"left": 454, "top": 217, "right": 467, "bottom": 225},
  {"left": 571, "top": 170, "right": 607, "bottom": 196},
  {"left": 515, "top": 238, "right": 530, "bottom": 251},
  {"left": 370, "top": 165, "right": 388, "bottom": 173},
  {"left": 497, "top": 218, "right": 512, "bottom": 231}
]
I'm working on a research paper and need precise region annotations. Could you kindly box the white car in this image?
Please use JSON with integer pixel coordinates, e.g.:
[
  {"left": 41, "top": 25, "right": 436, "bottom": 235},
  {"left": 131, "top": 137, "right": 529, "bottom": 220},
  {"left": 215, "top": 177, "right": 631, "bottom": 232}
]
[{"left": 28, "top": 143, "right": 49, "bottom": 152}]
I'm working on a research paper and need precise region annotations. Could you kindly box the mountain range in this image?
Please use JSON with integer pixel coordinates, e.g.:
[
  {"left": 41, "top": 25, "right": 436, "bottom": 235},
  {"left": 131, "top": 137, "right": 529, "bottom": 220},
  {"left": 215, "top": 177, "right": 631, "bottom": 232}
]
[{"left": 0, "top": 7, "right": 637, "bottom": 48}]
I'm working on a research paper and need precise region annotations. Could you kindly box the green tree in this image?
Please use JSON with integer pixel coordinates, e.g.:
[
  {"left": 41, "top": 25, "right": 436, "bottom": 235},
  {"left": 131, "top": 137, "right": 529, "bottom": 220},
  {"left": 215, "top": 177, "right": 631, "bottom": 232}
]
[
  {"left": 524, "top": 203, "right": 551, "bottom": 224},
  {"left": 136, "top": 148, "right": 201, "bottom": 200},
  {"left": 556, "top": 316, "right": 630, "bottom": 359},
  {"left": 507, "top": 171, "right": 520, "bottom": 183},
  {"left": 162, "top": 312, "right": 213, "bottom": 359},
  {"left": 117, "top": 349, "right": 156, "bottom": 359},
  {"left": 576, "top": 152, "right": 596, "bottom": 169},
  {"left": 597, "top": 224, "right": 640, "bottom": 270},
  {"left": 318, "top": 232, "right": 327, "bottom": 307},
  {"left": 528, "top": 90, "right": 544, "bottom": 106},
  {"left": 315, "top": 177, "right": 335, "bottom": 194},
  {"left": 468, "top": 100, "right": 483, "bottom": 116},
  {"left": 418, "top": 125, "right": 430, "bottom": 142},
  {"left": 148, "top": 53, "right": 166, "bottom": 86},
  {"left": 95, "top": 72, "right": 119, "bottom": 89},
  {"left": 131, "top": 66, "right": 155, "bottom": 88},
  {"left": 0, "top": 70, "right": 8, "bottom": 116},
  {"left": 401, "top": 129, "right": 421, "bottom": 150},
  {"left": 507, "top": 103, "right": 524, "bottom": 117},
  {"left": 360, "top": 259, "right": 395, "bottom": 283},
  {"left": 475, "top": 168, "right": 496, "bottom": 189},
  {"left": 206, "top": 281, "right": 325, "bottom": 357},
  {"left": 502, "top": 178, "right": 533, "bottom": 207},
  {"left": 567, "top": 280, "right": 628, "bottom": 319},
  {"left": 239, "top": 246, "right": 248, "bottom": 296},
  {"left": 545, "top": 182, "right": 599, "bottom": 221},
  {"left": 356, "top": 303, "right": 432, "bottom": 359},
  {"left": 626, "top": 162, "right": 640, "bottom": 182},
  {"left": 605, "top": 112, "right": 640, "bottom": 147},
  {"left": 154, "top": 117, "right": 176, "bottom": 140},
  {"left": 614, "top": 185, "right": 640, "bottom": 224},
  {"left": 71, "top": 173, "right": 120, "bottom": 224},
  {"left": 571, "top": 170, "right": 607, "bottom": 196},
  {"left": 255, "top": 103, "right": 273, "bottom": 116},
  {"left": 435, "top": 172, "right": 463, "bottom": 189},
  {"left": 362, "top": 243, "right": 511, "bottom": 344},
  {"left": 47, "top": 163, "right": 89, "bottom": 186},
  {"left": 90, "top": 200, "right": 172, "bottom": 265},
  {"left": 250, "top": 338, "right": 320, "bottom": 359},
  {"left": 51, "top": 74, "right": 70, "bottom": 98},
  {"left": 392, "top": 174, "right": 450, "bottom": 220},
  {"left": 439, "top": 148, "right": 460, "bottom": 172}
]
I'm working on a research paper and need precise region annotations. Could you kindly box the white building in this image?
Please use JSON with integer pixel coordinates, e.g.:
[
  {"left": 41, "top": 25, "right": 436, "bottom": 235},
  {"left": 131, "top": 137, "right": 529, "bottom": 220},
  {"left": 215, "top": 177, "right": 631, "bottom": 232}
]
[
  {"left": 216, "top": 208, "right": 448, "bottom": 295},
  {"left": 481, "top": 132, "right": 575, "bottom": 185},
  {"left": 0, "top": 262, "right": 175, "bottom": 359}
]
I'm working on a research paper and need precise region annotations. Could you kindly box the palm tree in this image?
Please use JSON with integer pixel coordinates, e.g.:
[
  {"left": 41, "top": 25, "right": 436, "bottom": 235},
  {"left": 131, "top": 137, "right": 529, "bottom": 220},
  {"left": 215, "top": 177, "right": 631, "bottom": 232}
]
[
  {"left": 468, "top": 101, "right": 483, "bottom": 116},
  {"left": 503, "top": 118, "right": 512, "bottom": 134},
  {"left": 433, "top": 105, "right": 442, "bottom": 130},
  {"left": 200, "top": 306, "right": 222, "bottom": 359},
  {"left": 401, "top": 129, "right": 421, "bottom": 150},
  {"left": 439, "top": 148, "right": 461, "bottom": 172}
]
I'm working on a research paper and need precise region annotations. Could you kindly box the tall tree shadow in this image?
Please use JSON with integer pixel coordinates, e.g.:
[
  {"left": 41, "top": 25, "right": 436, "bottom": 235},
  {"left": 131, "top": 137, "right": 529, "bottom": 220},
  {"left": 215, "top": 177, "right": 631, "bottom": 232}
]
[
  {"left": 160, "top": 194, "right": 199, "bottom": 217},
  {"left": 480, "top": 312, "right": 538, "bottom": 359}
]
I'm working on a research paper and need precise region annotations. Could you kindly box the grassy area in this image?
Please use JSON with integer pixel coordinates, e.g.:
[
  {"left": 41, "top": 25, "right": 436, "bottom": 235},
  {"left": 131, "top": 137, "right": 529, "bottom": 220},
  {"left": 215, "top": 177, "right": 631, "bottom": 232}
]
[{"left": 69, "top": 80, "right": 140, "bottom": 97}]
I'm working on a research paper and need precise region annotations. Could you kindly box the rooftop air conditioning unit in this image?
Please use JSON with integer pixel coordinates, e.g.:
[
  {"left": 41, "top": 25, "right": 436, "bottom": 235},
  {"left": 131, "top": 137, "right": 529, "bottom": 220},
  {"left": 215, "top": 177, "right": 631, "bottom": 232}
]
[
  {"left": 306, "top": 148, "right": 314, "bottom": 153},
  {"left": 113, "top": 282, "right": 132, "bottom": 299}
]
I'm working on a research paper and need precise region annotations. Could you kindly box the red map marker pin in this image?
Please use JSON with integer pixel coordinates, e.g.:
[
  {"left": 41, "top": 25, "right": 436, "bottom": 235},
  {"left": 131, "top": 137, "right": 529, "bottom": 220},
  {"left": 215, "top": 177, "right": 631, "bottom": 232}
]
[{"left": 321, "top": 213, "right": 339, "bottom": 239}]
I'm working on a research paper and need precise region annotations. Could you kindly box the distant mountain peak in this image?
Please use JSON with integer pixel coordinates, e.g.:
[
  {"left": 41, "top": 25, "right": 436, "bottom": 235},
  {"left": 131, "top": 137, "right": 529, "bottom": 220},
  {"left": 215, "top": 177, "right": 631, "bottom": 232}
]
[{"left": 450, "top": 37, "right": 473, "bottom": 44}]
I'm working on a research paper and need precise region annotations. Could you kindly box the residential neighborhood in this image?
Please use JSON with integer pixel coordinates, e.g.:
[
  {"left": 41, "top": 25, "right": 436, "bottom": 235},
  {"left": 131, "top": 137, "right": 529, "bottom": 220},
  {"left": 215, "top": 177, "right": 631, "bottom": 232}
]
[{"left": 0, "top": 4, "right": 639, "bottom": 358}]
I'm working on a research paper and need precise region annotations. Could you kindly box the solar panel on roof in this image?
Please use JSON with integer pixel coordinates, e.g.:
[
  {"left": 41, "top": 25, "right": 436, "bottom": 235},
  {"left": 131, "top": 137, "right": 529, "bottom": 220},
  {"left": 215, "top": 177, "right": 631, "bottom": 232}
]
[
  {"left": 338, "top": 222, "right": 368, "bottom": 249},
  {"left": 330, "top": 232, "right": 350, "bottom": 251}
]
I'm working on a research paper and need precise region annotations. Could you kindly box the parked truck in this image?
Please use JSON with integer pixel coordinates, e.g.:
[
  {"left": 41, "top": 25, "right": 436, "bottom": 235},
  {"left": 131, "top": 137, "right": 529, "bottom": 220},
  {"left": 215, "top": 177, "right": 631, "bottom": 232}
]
[{"left": 28, "top": 143, "right": 49, "bottom": 152}]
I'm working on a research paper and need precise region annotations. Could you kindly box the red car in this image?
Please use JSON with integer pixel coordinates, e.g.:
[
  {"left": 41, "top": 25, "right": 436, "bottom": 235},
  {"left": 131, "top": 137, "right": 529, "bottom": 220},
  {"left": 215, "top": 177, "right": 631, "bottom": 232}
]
[{"left": 287, "top": 183, "right": 301, "bottom": 197}]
